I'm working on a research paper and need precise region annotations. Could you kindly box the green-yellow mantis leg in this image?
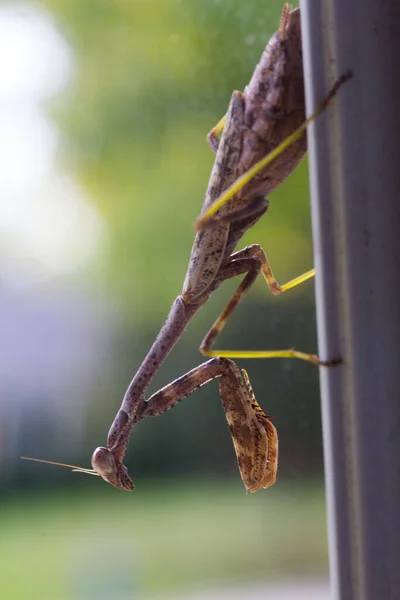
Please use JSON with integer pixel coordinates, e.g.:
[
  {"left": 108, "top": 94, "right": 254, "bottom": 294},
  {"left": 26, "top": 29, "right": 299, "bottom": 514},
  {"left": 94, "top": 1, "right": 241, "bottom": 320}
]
[{"left": 198, "top": 244, "right": 334, "bottom": 365}]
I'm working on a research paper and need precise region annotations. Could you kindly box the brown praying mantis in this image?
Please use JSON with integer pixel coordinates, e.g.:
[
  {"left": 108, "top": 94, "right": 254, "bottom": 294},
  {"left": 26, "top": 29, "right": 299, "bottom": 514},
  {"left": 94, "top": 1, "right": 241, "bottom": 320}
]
[{"left": 22, "top": 6, "right": 351, "bottom": 493}]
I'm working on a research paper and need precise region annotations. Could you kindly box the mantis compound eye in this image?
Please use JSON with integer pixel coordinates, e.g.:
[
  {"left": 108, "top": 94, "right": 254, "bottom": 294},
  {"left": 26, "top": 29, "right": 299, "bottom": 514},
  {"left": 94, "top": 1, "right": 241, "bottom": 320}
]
[{"left": 91, "top": 447, "right": 134, "bottom": 491}]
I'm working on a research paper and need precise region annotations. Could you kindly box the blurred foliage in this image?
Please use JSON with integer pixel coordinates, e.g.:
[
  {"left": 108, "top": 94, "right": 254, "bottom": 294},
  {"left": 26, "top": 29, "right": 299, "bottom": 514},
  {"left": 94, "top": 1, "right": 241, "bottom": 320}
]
[
  {"left": 0, "top": 482, "right": 328, "bottom": 599},
  {"left": 17, "top": 0, "right": 326, "bottom": 489}
]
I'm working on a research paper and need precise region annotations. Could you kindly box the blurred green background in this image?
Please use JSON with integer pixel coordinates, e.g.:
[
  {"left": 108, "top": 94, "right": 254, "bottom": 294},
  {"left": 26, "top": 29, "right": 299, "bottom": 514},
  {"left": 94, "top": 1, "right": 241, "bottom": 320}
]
[{"left": 0, "top": 1, "right": 329, "bottom": 598}]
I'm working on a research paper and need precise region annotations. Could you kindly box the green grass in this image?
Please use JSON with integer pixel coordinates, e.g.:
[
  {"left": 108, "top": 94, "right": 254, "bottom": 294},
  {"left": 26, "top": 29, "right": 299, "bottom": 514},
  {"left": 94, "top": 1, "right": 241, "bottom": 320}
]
[{"left": 0, "top": 480, "right": 328, "bottom": 599}]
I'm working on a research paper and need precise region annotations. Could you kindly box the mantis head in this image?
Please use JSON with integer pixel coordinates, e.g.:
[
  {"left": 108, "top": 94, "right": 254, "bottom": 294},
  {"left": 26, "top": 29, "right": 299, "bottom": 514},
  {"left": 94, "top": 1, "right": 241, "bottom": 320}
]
[
  {"left": 91, "top": 447, "right": 134, "bottom": 491},
  {"left": 21, "top": 447, "right": 134, "bottom": 491}
]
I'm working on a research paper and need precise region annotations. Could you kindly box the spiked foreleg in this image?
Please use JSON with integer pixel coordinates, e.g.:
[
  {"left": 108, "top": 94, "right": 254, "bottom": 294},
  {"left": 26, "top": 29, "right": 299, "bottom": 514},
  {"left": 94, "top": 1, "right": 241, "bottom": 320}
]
[{"left": 140, "top": 357, "right": 278, "bottom": 492}]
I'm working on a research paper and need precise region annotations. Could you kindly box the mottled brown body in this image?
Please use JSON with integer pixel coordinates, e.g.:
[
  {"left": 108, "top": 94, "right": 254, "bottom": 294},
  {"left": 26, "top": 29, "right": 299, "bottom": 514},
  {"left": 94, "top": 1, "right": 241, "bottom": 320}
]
[
  {"left": 239, "top": 6, "right": 305, "bottom": 197},
  {"left": 89, "top": 7, "right": 302, "bottom": 490},
  {"left": 57, "top": 6, "right": 346, "bottom": 492},
  {"left": 88, "top": 5, "right": 347, "bottom": 492}
]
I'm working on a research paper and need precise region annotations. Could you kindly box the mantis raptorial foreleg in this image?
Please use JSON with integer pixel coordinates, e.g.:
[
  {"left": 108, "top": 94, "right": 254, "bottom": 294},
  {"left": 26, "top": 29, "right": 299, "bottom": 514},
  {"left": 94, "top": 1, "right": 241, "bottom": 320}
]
[{"left": 140, "top": 357, "right": 278, "bottom": 493}]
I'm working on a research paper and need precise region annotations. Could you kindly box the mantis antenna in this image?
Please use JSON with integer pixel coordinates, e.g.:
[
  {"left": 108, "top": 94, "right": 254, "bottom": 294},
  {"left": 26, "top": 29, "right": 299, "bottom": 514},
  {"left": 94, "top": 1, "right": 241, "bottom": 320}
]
[{"left": 20, "top": 456, "right": 100, "bottom": 477}]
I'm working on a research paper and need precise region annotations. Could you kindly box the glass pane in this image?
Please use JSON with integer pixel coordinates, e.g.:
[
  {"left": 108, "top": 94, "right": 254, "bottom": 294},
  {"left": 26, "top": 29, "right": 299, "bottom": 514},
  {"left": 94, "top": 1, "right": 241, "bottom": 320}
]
[{"left": 0, "top": 2, "right": 328, "bottom": 598}]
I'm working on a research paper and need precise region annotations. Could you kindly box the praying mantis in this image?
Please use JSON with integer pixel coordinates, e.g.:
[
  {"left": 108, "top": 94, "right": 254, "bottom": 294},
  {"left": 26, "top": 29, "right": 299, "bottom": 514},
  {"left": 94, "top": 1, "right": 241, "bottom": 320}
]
[{"left": 23, "top": 6, "right": 351, "bottom": 493}]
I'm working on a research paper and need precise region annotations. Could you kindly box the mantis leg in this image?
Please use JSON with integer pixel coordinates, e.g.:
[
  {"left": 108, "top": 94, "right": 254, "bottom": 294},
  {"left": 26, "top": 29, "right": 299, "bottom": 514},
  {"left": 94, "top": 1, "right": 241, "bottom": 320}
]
[
  {"left": 191, "top": 193, "right": 315, "bottom": 297},
  {"left": 199, "top": 248, "right": 337, "bottom": 366},
  {"left": 207, "top": 113, "right": 227, "bottom": 152},
  {"left": 228, "top": 243, "right": 315, "bottom": 296},
  {"left": 140, "top": 357, "right": 278, "bottom": 492}
]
